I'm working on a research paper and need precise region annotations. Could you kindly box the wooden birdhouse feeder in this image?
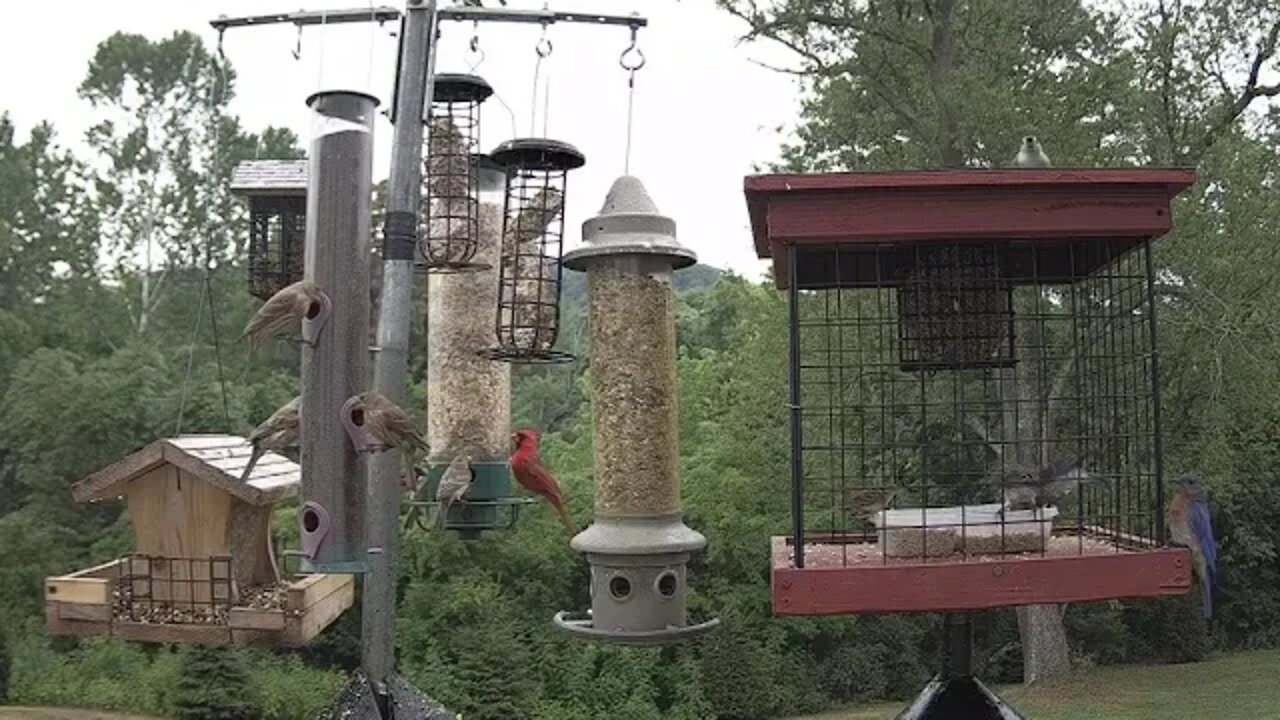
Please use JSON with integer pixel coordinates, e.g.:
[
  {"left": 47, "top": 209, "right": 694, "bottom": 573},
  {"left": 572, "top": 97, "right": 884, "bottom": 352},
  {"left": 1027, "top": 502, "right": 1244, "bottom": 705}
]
[
  {"left": 45, "top": 435, "right": 354, "bottom": 647},
  {"left": 231, "top": 159, "right": 308, "bottom": 301},
  {"left": 746, "top": 168, "right": 1200, "bottom": 718}
]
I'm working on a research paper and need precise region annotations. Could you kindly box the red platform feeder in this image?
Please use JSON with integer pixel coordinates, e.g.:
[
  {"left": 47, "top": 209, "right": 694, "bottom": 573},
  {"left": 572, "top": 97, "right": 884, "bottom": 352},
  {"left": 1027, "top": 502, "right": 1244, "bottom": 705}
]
[{"left": 745, "top": 168, "right": 1197, "bottom": 718}]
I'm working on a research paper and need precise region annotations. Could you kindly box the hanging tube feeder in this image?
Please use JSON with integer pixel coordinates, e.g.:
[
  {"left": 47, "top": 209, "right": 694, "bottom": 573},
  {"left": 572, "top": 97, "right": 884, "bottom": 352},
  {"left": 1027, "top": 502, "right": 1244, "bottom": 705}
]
[
  {"left": 553, "top": 176, "right": 718, "bottom": 646},
  {"left": 477, "top": 138, "right": 584, "bottom": 364},
  {"left": 419, "top": 73, "right": 494, "bottom": 273}
]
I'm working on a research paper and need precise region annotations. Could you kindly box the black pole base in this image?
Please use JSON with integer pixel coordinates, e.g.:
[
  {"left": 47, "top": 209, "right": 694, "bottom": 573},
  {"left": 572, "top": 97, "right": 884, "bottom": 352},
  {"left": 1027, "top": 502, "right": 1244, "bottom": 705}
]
[{"left": 894, "top": 674, "right": 1028, "bottom": 720}]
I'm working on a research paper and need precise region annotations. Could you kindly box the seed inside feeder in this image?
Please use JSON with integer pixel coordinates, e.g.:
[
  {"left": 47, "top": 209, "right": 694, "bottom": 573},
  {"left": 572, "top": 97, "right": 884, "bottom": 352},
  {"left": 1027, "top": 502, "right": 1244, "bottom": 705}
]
[{"left": 588, "top": 259, "right": 681, "bottom": 516}]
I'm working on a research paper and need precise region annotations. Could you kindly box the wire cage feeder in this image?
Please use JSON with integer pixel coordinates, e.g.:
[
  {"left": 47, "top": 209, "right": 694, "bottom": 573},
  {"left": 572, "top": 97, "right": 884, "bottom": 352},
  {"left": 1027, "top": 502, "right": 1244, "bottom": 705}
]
[
  {"left": 230, "top": 160, "right": 308, "bottom": 300},
  {"left": 745, "top": 168, "right": 1199, "bottom": 617},
  {"left": 477, "top": 138, "right": 586, "bottom": 364},
  {"left": 420, "top": 73, "right": 494, "bottom": 273}
]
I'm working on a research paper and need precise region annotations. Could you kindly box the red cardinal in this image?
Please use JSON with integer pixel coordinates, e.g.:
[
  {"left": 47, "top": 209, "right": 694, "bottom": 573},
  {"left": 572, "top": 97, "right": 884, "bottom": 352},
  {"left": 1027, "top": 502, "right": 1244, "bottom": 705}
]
[{"left": 511, "top": 428, "right": 576, "bottom": 535}]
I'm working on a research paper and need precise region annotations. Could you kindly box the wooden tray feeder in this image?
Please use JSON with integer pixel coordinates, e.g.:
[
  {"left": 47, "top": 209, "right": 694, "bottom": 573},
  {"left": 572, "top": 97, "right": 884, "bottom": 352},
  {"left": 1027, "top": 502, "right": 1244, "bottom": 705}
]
[
  {"left": 45, "top": 435, "right": 353, "bottom": 646},
  {"left": 744, "top": 168, "right": 1199, "bottom": 617}
]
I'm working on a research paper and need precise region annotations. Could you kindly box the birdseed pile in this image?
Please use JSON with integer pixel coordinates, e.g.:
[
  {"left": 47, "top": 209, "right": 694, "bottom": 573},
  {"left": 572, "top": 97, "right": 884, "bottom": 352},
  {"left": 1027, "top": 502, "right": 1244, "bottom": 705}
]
[
  {"left": 111, "top": 581, "right": 292, "bottom": 624},
  {"left": 498, "top": 187, "right": 563, "bottom": 353},
  {"left": 427, "top": 201, "right": 511, "bottom": 461},
  {"left": 423, "top": 118, "right": 478, "bottom": 266},
  {"left": 587, "top": 259, "right": 681, "bottom": 515}
]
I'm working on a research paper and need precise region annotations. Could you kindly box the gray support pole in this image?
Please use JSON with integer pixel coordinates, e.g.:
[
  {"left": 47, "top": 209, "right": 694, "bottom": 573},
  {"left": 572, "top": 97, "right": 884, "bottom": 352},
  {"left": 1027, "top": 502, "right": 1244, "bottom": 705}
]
[
  {"left": 363, "top": 0, "right": 437, "bottom": 692},
  {"left": 301, "top": 90, "right": 378, "bottom": 573}
]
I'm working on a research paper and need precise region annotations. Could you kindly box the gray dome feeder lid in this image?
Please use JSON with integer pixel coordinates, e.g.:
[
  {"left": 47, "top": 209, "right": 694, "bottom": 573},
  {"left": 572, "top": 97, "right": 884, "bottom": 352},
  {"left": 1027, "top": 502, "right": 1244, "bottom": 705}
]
[{"left": 564, "top": 175, "right": 698, "bottom": 271}]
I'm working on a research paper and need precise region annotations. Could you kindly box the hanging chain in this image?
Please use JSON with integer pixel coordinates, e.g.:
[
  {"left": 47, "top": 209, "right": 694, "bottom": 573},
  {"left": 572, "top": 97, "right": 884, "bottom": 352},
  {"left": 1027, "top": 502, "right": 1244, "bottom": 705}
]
[
  {"left": 465, "top": 21, "right": 484, "bottom": 71},
  {"left": 530, "top": 22, "right": 553, "bottom": 137},
  {"left": 619, "top": 24, "right": 646, "bottom": 175}
]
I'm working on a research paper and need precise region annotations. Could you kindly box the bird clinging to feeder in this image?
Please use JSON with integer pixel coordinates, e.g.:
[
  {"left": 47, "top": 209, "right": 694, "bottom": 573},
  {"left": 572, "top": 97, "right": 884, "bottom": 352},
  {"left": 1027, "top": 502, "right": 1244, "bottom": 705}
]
[
  {"left": 433, "top": 454, "right": 475, "bottom": 530},
  {"left": 997, "top": 457, "right": 1095, "bottom": 515},
  {"left": 242, "top": 278, "right": 331, "bottom": 349},
  {"left": 510, "top": 428, "right": 576, "bottom": 535},
  {"left": 346, "top": 391, "right": 429, "bottom": 461},
  {"left": 1013, "top": 135, "right": 1052, "bottom": 167},
  {"left": 1169, "top": 473, "right": 1219, "bottom": 618},
  {"left": 240, "top": 395, "right": 301, "bottom": 482}
]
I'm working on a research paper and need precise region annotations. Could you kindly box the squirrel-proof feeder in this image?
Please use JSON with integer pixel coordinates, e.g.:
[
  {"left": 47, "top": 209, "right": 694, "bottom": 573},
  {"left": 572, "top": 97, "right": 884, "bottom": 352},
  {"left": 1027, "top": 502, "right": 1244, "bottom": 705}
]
[
  {"left": 419, "top": 73, "right": 494, "bottom": 273},
  {"left": 553, "top": 176, "right": 718, "bottom": 646},
  {"left": 478, "top": 138, "right": 584, "bottom": 364}
]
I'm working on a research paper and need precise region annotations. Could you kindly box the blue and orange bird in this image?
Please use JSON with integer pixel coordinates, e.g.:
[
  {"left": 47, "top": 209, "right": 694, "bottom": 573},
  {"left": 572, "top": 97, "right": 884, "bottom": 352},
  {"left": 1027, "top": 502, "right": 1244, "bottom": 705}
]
[{"left": 1168, "top": 473, "right": 1218, "bottom": 618}]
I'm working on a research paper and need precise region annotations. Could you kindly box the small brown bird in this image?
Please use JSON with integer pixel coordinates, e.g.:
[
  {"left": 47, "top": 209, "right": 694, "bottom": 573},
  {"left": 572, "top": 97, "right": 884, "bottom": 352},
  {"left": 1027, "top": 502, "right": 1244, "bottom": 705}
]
[
  {"left": 240, "top": 395, "right": 301, "bottom": 482},
  {"left": 433, "top": 454, "right": 475, "bottom": 530},
  {"left": 357, "top": 390, "right": 429, "bottom": 458},
  {"left": 242, "top": 279, "right": 326, "bottom": 349}
]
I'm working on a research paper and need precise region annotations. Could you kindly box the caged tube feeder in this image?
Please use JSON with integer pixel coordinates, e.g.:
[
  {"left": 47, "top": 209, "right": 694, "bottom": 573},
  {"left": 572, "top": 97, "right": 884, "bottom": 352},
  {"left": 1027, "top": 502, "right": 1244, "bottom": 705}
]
[{"left": 745, "top": 166, "right": 1198, "bottom": 718}]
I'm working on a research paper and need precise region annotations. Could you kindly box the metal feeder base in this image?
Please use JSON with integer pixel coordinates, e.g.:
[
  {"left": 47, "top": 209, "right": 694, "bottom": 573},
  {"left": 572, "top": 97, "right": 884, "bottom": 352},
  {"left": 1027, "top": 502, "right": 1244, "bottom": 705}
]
[
  {"left": 553, "top": 610, "right": 720, "bottom": 647},
  {"left": 895, "top": 675, "right": 1026, "bottom": 720},
  {"left": 407, "top": 461, "right": 531, "bottom": 537},
  {"left": 475, "top": 347, "right": 576, "bottom": 365}
]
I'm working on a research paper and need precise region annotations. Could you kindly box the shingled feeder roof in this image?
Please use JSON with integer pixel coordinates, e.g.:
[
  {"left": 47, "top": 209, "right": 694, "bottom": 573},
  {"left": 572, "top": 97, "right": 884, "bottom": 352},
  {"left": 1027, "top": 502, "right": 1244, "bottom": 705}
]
[
  {"left": 71, "top": 434, "right": 300, "bottom": 507},
  {"left": 230, "top": 159, "right": 308, "bottom": 197}
]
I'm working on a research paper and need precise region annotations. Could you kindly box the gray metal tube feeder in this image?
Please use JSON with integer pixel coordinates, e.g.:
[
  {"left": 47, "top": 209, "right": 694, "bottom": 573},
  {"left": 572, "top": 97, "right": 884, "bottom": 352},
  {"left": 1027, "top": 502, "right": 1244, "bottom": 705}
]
[{"left": 556, "top": 175, "right": 718, "bottom": 646}]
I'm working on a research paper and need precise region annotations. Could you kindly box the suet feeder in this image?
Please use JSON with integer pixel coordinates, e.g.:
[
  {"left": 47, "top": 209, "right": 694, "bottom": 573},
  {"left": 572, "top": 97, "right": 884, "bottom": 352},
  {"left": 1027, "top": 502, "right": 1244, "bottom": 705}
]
[
  {"left": 420, "top": 73, "right": 494, "bottom": 272},
  {"left": 478, "top": 138, "right": 585, "bottom": 364},
  {"left": 745, "top": 167, "right": 1200, "bottom": 718},
  {"left": 230, "top": 159, "right": 308, "bottom": 300},
  {"left": 553, "top": 176, "right": 718, "bottom": 646},
  {"left": 45, "top": 435, "right": 354, "bottom": 646},
  {"left": 406, "top": 461, "right": 534, "bottom": 539}
]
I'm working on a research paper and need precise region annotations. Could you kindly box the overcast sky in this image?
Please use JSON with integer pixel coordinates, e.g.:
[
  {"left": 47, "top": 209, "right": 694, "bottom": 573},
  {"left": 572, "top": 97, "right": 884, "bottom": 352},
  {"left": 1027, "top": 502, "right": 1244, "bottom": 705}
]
[{"left": 0, "top": 0, "right": 802, "bottom": 279}]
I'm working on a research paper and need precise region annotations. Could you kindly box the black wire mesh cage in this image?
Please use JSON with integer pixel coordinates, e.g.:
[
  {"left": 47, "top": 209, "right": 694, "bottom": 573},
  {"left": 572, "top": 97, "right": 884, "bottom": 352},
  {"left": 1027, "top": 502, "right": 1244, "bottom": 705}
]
[
  {"left": 478, "top": 138, "right": 586, "bottom": 364},
  {"left": 788, "top": 238, "right": 1163, "bottom": 568},
  {"left": 230, "top": 160, "right": 308, "bottom": 301},
  {"left": 116, "top": 554, "right": 235, "bottom": 624},
  {"left": 247, "top": 195, "right": 307, "bottom": 300},
  {"left": 420, "top": 73, "right": 494, "bottom": 273}
]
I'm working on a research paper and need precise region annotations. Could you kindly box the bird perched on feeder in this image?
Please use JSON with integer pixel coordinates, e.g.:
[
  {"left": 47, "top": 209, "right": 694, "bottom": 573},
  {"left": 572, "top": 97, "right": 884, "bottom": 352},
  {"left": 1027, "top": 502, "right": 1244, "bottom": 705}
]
[
  {"left": 511, "top": 428, "right": 576, "bottom": 535},
  {"left": 242, "top": 279, "right": 328, "bottom": 350},
  {"left": 433, "top": 454, "right": 475, "bottom": 530},
  {"left": 1168, "top": 472, "right": 1219, "bottom": 619},
  {"left": 240, "top": 395, "right": 301, "bottom": 482},
  {"left": 353, "top": 390, "right": 429, "bottom": 459},
  {"left": 1012, "top": 136, "right": 1052, "bottom": 168},
  {"left": 997, "top": 456, "right": 1094, "bottom": 515}
]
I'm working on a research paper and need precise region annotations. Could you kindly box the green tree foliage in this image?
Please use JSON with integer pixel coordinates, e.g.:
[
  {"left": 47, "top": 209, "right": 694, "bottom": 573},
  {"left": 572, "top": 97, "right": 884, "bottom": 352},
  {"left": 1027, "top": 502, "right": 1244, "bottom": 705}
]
[{"left": 173, "top": 646, "right": 263, "bottom": 720}]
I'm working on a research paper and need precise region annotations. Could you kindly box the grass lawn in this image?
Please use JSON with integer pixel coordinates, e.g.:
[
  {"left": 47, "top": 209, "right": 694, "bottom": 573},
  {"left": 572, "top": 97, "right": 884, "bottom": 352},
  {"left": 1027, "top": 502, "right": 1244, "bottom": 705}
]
[
  {"left": 789, "top": 649, "right": 1280, "bottom": 720},
  {"left": 0, "top": 709, "right": 162, "bottom": 720}
]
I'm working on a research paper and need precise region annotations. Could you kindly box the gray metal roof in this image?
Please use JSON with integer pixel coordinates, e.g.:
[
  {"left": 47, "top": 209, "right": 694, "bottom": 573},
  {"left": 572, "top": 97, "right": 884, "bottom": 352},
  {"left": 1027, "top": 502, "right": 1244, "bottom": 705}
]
[{"left": 230, "top": 159, "right": 308, "bottom": 196}]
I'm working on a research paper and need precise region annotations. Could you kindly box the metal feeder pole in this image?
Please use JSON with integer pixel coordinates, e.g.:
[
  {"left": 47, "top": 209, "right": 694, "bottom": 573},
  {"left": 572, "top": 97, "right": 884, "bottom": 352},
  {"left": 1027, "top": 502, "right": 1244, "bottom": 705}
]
[
  {"left": 364, "top": 0, "right": 437, "bottom": 702},
  {"left": 895, "top": 613, "right": 1027, "bottom": 720},
  {"left": 555, "top": 176, "right": 718, "bottom": 645}
]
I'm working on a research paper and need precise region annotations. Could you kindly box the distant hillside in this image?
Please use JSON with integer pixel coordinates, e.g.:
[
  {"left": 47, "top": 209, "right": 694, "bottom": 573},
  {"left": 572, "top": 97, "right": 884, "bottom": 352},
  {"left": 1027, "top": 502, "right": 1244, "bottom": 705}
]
[{"left": 561, "top": 263, "right": 723, "bottom": 306}]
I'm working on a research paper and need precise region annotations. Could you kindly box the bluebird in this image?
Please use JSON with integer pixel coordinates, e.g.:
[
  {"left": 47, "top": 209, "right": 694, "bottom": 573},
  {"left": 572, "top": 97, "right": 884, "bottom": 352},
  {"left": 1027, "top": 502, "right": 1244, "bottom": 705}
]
[{"left": 1168, "top": 473, "right": 1218, "bottom": 618}]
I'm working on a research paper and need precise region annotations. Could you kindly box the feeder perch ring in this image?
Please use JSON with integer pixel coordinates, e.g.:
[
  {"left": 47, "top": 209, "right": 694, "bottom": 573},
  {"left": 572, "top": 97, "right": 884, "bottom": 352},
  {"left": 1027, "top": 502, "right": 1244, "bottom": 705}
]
[
  {"left": 414, "top": 260, "right": 493, "bottom": 275},
  {"left": 404, "top": 496, "right": 536, "bottom": 534},
  {"left": 552, "top": 611, "right": 720, "bottom": 647},
  {"left": 475, "top": 347, "right": 576, "bottom": 365}
]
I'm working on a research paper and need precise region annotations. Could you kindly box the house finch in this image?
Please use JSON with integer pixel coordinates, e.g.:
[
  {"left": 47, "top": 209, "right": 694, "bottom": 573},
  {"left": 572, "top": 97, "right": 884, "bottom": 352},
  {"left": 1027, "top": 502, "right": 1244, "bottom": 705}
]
[
  {"left": 433, "top": 454, "right": 475, "bottom": 530},
  {"left": 242, "top": 279, "right": 328, "bottom": 349},
  {"left": 356, "top": 390, "right": 429, "bottom": 457},
  {"left": 510, "top": 428, "right": 576, "bottom": 535},
  {"left": 998, "top": 456, "right": 1093, "bottom": 515},
  {"left": 1013, "top": 136, "right": 1052, "bottom": 168},
  {"left": 1169, "top": 473, "right": 1219, "bottom": 618},
  {"left": 240, "top": 395, "right": 300, "bottom": 482}
]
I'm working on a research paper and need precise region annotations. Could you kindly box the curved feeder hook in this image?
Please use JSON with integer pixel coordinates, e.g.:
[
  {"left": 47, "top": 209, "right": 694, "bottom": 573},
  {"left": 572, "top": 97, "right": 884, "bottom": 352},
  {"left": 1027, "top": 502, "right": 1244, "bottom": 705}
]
[{"left": 301, "top": 289, "right": 333, "bottom": 346}]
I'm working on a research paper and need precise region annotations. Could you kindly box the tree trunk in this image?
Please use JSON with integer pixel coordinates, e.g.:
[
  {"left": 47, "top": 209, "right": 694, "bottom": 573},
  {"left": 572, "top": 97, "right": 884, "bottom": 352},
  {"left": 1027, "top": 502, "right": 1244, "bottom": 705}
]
[{"left": 1016, "top": 604, "right": 1071, "bottom": 684}]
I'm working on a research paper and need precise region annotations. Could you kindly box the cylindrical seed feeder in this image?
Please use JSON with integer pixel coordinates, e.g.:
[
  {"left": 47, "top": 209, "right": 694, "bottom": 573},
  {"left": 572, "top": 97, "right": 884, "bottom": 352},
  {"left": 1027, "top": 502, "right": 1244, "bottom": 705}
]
[
  {"left": 408, "top": 155, "right": 533, "bottom": 537},
  {"left": 554, "top": 176, "right": 719, "bottom": 645},
  {"left": 420, "top": 73, "right": 494, "bottom": 273},
  {"left": 478, "top": 138, "right": 585, "bottom": 364}
]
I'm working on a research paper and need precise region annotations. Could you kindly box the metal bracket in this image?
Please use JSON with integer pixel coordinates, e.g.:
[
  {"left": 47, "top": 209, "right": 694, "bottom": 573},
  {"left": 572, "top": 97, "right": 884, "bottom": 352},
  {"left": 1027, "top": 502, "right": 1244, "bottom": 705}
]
[{"left": 300, "top": 501, "right": 332, "bottom": 559}]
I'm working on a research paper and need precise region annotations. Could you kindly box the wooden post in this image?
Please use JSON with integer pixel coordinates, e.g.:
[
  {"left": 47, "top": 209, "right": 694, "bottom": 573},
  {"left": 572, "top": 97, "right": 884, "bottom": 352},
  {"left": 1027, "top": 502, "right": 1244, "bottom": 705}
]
[{"left": 300, "top": 90, "right": 378, "bottom": 573}]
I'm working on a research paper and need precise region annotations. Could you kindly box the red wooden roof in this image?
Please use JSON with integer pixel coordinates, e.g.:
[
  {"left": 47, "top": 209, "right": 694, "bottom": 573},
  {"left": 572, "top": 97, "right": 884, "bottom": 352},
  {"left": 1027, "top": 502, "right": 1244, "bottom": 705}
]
[{"left": 744, "top": 168, "right": 1197, "bottom": 285}]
